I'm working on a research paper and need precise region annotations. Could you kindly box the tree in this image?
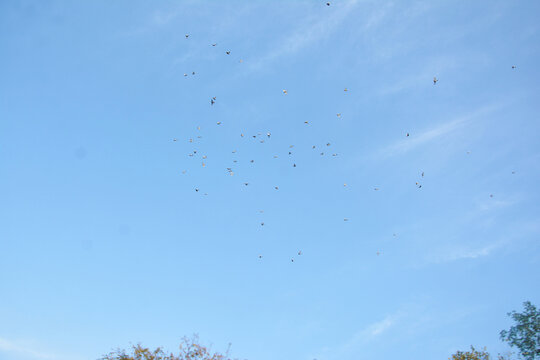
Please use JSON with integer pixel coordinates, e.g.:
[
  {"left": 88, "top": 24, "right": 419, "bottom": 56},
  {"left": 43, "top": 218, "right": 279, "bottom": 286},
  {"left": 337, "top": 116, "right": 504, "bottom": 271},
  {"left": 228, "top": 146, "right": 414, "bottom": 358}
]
[
  {"left": 500, "top": 301, "right": 540, "bottom": 360},
  {"left": 101, "top": 336, "right": 233, "bottom": 360},
  {"left": 450, "top": 346, "right": 491, "bottom": 360}
]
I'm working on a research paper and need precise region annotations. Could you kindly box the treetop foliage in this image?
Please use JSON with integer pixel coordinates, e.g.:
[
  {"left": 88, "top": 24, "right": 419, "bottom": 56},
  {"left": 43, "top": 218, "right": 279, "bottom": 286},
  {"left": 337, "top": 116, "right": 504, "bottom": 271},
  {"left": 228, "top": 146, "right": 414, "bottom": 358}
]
[
  {"left": 450, "top": 346, "right": 491, "bottom": 360},
  {"left": 101, "top": 336, "right": 233, "bottom": 360},
  {"left": 500, "top": 301, "right": 540, "bottom": 360}
]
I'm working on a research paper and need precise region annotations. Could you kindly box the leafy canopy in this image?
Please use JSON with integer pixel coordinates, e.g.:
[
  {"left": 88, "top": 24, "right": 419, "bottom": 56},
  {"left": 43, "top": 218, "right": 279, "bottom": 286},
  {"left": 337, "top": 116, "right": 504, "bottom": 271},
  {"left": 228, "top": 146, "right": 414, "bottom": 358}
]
[
  {"left": 450, "top": 346, "right": 491, "bottom": 360},
  {"left": 500, "top": 301, "right": 540, "bottom": 360},
  {"left": 101, "top": 336, "right": 232, "bottom": 360}
]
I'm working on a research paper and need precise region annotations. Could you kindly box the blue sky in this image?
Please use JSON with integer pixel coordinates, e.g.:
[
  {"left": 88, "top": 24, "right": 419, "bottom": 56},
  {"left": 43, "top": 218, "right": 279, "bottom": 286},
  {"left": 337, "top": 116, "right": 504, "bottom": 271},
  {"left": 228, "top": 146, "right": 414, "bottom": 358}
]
[{"left": 1, "top": 1, "right": 540, "bottom": 359}]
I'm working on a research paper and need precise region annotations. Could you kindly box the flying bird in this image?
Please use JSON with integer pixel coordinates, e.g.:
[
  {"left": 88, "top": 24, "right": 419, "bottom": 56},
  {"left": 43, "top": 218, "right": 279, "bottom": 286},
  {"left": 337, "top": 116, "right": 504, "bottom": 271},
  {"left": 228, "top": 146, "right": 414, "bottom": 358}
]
[
  {"left": 226, "top": 51, "right": 231, "bottom": 55},
  {"left": 216, "top": 121, "right": 222, "bottom": 125},
  {"left": 298, "top": 250, "right": 302, "bottom": 255},
  {"left": 511, "top": 65, "right": 516, "bottom": 69},
  {"left": 212, "top": 43, "right": 217, "bottom": 46},
  {"left": 282, "top": 90, "right": 288, "bottom": 95},
  {"left": 185, "top": 34, "right": 189, "bottom": 38},
  {"left": 274, "top": 186, "right": 279, "bottom": 190},
  {"left": 326, "top": 2, "right": 330, "bottom": 5},
  {"left": 433, "top": 77, "right": 438, "bottom": 84}
]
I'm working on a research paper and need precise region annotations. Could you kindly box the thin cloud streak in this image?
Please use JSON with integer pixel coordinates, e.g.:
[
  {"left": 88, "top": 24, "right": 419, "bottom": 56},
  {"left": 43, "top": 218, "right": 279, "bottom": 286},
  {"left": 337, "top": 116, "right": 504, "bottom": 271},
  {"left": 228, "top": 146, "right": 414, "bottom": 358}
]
[
  {"left": 375, "top": 103, "right": 501, "bottom": 159},
  {"left": 444, "top": 241, "right": 505, "bottom": 262},
  {"left": 364, "top": 315, "right": 397, "bottom": 336},
  {"left": 343, "top": 312, "right": 400, "bottom": 349},
  {"left": 247, "top": 0, "right": 362, "bottom": 72},
  {"left": 0, "top": 337, "right": 56, "bottom": 360},
  {"left": 324, "top": 309, "right": 408, "bottom": 359},
  {"left": 426, "top": 217, "right": 540, "bottom": 264}
]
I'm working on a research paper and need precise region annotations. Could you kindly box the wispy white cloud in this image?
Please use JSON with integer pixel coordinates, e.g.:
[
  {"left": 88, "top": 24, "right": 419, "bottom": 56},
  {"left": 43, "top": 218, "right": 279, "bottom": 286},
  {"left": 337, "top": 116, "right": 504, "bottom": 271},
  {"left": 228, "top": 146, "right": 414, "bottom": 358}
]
[
  {"left": 377, "top": 56, "right": 458, "bottom": 96},
  {"left": 247, "top": 0, "right": 364, "bottom": 72},
  {"left": 0, "top": 337, "right": 56, "bottom": 360},
  {"left": 443, "top": 241, "right": 505, "bottom": 262},
  {"left": 475, "top": 198, "right": 517, "bottom": 212},
  {"left": 425, "top": 214, "right": 540, "bottom": 264},
  {"left": 375, "top": 103, "right": 501, "bottom": 159},
  {"left": 151, "top": 9, "right": 179, "bottom": 26},
  {"left": 363, "top": 314, "right": 397, "bottom": 336},
  {"left": 341, "top": 312, "right": 401, "bottom": 351},
  {"left": 323, "top": 306, "right": 416, "bottom": 359}
]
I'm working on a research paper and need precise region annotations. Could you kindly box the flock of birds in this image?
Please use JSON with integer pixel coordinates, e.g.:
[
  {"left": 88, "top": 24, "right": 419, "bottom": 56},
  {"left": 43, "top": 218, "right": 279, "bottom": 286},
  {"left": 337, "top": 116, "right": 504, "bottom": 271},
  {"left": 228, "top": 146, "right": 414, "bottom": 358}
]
[{"left": 172, "top": 6, "right": 518, "bottom": 263}]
